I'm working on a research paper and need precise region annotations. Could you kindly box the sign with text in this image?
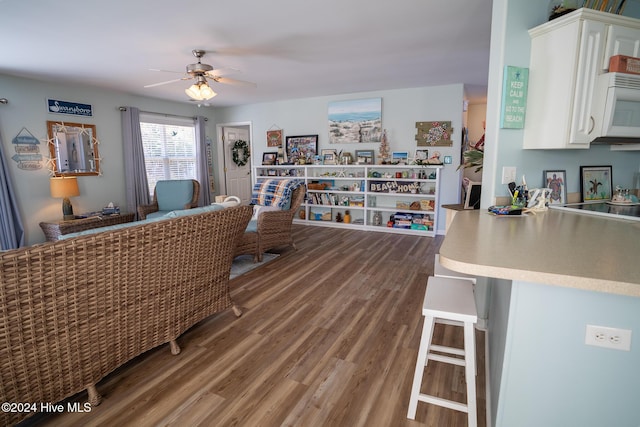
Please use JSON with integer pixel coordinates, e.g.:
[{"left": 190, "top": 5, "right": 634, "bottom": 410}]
[
  {"left": 500, "top": 66, "right": 528, "bottom": 129},
  {"left": 47, "top": 99, "right": 93, "bottom": 117}
]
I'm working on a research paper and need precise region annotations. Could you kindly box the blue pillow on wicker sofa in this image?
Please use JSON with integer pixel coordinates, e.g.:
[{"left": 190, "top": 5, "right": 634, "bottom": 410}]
[{"left": 250, "top": 179, "right": 303, "bottom": 210}]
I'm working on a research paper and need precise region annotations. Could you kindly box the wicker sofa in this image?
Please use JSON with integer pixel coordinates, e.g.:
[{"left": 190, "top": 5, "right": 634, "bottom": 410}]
[{"left": 0, "top": 204, "right": 252, "bottom": 426}]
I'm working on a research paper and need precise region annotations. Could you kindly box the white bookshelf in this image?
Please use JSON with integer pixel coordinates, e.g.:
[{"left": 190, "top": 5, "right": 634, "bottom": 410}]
[{"left": 253, "top": 164, "right": 442, "bottom": 236}]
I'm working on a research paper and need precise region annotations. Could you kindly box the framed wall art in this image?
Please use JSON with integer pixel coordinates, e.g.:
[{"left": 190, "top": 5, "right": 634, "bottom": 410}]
[
  {"left": 47, "top": 121, "right": 100, "bottom": 176},
  {"left": 543, "top": 170, "right": 567, "bottom": 205},
  {"left": 415, "top": 121, "right": 453, "bottom": 147},
  {"left": 580, "top": 165, "right": 612, "bottom": 202},
  {"left": 328, "top": 98, "right": 382, "bottom": 143},
  {"left": 266, "top": 129, "right": 283, "bottom": 147},
  {"left": 285, "top": 134, "right": 317, "bottom": 164}
]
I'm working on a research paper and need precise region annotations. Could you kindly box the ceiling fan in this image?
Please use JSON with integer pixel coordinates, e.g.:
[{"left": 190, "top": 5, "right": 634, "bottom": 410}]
[{"left": 144, "top": 49, "right": 256, "bottom": 100}]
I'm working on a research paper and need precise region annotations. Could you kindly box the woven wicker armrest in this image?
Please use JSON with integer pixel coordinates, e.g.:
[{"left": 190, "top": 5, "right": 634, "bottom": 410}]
[{"left": 137, "top": 202, "right": 159, "bottom": 220}]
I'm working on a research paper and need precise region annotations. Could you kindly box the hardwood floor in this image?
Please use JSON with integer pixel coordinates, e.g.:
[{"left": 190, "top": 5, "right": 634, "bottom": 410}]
[{"left": 21, "top": 225, "right": 486, "bottom": 427}]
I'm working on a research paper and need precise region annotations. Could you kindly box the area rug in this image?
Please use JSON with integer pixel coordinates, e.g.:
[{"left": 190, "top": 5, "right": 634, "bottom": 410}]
[{"left": 230, "top": 253, "right": 279, "bottom": 279}]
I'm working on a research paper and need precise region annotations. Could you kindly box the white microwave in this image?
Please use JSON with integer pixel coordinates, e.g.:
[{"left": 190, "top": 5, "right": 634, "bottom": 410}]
[{"left": 592, "top": 72, "right": 640, "bottom": 143}]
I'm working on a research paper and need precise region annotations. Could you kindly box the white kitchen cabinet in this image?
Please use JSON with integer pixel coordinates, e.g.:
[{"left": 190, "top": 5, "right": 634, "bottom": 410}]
[
  {"left": 523, "top": 8, "right": 640, "bottom": 149},
  {"left": 253, "top": 164, "right": 442, "bottom": 236}
]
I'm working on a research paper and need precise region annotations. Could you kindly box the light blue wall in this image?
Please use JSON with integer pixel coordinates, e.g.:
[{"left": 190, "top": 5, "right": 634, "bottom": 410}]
[
  {"left": 212, "top": 85, "right": 468, "bottom": 234},
  {"left": 486, "top": 2, "right": 640, "bottom": 426},
  {"left": 497, "top": 281, "right": 640, "bottom": 427},
  {"left": 0, "top": 74, "right": 213, "bottom": 245},
  {"left": 483, "top": 1, "right": 640, "bottom": 207}
]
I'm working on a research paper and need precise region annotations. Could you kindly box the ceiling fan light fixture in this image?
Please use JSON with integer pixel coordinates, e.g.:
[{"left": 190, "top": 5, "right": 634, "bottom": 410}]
[
  {"left": 200, "top": 84, "right": 216, "bottom": 99},
  {"left": 185, "top": 82, "right": 216, "bottom": 101}
]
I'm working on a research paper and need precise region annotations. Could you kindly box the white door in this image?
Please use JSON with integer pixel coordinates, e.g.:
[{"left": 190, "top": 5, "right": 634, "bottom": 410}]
[{"left": 223, "top": 126, "right": 252, "bottom": 203}]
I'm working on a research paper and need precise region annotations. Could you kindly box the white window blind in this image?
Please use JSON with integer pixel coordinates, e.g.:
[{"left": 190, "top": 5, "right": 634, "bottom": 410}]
[{"left": 139, "top": 113, "right": 197, "bottom": 197}]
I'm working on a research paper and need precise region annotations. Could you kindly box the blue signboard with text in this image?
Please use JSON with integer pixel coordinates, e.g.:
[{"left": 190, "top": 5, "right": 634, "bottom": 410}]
[{"left": 47, "top": 99, "right": 93, "bottom": 117}]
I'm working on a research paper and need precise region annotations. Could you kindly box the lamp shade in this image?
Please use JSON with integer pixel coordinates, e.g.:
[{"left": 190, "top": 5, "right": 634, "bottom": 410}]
[
  {"left": 50, "top": 177, "right": 80, "bottom": 198},
  {"left": 185, "top": 82, "right": 217, "bottom": 101}
]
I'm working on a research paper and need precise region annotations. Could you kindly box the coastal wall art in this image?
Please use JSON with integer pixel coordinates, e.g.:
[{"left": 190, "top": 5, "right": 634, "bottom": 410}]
[
  {"left": 266, "top": 128, "right": 283, "bottom": 147},
  {"left": 328, "top": 98, "right": 382, "bottom": 144},
  {"left": 415, "top": 121, "right": 453, "bottom": 147}
]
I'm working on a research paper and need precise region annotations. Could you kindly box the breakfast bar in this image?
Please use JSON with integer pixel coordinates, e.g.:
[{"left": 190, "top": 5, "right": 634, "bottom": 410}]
[{"left": 439, "top": 209, "right": 640, "bottom": 427}]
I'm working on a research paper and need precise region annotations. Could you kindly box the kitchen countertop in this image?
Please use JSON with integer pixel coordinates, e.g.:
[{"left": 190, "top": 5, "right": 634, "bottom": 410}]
[{"left": 439, "top": 209, "right": 640, "bottom": 297}]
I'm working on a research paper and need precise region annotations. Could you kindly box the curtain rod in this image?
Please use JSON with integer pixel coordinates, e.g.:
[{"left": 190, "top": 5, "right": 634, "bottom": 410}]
[{"left": 118, "top": 106, "right": 207, "bottom": 121}]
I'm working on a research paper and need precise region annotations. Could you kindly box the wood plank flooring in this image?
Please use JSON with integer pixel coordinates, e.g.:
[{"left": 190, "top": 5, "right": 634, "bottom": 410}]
[{"left": 20, "top": 225, "right": 486, "bottom": 427}]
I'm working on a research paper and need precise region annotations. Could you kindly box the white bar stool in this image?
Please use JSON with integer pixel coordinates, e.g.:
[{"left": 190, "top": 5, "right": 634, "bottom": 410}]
[{"left": 407, "top": 276, "right": 478, "bottom": 426}]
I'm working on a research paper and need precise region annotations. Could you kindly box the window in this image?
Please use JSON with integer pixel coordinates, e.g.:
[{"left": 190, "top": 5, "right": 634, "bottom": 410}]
[{"left": 139, "top": 113, "right": 197, "bottom": 197}]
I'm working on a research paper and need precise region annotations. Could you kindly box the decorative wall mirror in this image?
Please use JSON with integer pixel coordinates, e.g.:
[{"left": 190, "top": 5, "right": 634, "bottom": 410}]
[{"left": 47, "top": 121, "right": 100, "bottom": 176}]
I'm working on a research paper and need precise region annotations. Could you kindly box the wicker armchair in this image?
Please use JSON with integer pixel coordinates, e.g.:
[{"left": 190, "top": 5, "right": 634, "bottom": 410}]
[
  {"left": 235, "top": 184, "right": 306, "bottom": 262},
  {"left": 138, "top": 179, "right": 200, "bottom": 220}
]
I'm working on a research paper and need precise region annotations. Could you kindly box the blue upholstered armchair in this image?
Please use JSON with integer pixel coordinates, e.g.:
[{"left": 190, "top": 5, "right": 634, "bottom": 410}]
[{"left": 137, "top": 179, "right": 200, "bottom": 220}]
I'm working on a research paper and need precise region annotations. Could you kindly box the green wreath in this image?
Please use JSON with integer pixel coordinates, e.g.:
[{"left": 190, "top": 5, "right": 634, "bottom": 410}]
[{"left": 232, "top": 140, "right": 250, "bottom": 166}]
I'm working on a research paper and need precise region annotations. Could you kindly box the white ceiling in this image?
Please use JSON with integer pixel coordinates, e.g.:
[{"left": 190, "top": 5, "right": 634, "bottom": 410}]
[{"left": 0, "top": 0, "right": 492, "bottom": 107}]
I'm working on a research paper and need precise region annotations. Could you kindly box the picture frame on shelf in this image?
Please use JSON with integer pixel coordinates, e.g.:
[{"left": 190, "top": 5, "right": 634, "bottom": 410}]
[
  {"left": 543, "top": 169, "right": 567, "bottom": 204},
  {"left": 267, "top": 169, "right": 277, "bottom": 176},
  {"left": 321, "top": 149, "right": 338, "bottom": 165},
  {"left": 285, "top": 134, "right": 318, "bottom": 164},
  {"left": 391, "top": 151, "right": 409, "bottom": 164},
  {"left": 355, "top": 149, "right": 375, "bottom": 165},
  {"left": 415, "top": 149, "right": 429, "bottom": 161},
  {"left": 262, "top": 152, "right": 278, "bottom": 165},
  {"left": 580, "top": 165, "right": 613, "bottom": 202},
  {"left": 463, "top": 181, "right": 482, "bottom": 209}
]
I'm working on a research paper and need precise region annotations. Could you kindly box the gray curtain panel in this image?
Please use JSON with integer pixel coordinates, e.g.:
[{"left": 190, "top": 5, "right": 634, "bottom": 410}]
[
  {"left": 0, "top": 126, "right": 24, "bottom": 250},
  {"left": 121, "top": 107, "right": 150, "bottom": 219},
  {"left": 195, "top": 116, "right": 211, "bottom": 206}
]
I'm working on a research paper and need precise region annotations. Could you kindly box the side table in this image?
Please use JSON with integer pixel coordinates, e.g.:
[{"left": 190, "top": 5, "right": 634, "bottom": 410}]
[{"left": 39, "top": 213, "right": 135, "bottom": 242}]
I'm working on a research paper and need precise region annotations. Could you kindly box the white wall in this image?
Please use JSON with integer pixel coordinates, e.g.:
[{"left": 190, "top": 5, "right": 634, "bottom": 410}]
[
  {"left": 0, "top": 74, "right": 210, "bottom": 245},
  {"left": 212, "top": 84, "right": 467, "bottom": 234}
]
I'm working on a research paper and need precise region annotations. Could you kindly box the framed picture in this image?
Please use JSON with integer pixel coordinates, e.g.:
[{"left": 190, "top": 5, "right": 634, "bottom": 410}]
[
  {"left": 328, "top": 98, "right": 382, "bottom": 143},
  {"left": 415, "top": 149, "right": 429, "bottom": 160},
  {"left": 543, "top": 170, "right": 567, "bottom": 205},
  {"left": 463, "top": 181, "right": 482, "bottom": 209},
  {"left": 285, "top": 135, "right": 318, "bottom": 164},
  {"left": 321, "top": 149, "right": 338, "bottom": 165},
  {"left": 267, "top": 169, "right": 277, "bottom": 176},
  {"left": 262, "top": 152, "right": 277, "bottom": 165},
  {"left": 47, "top": 121, "right": 100, "bottom": 176},
  {"left": 266, "top": 129, "right": 283, "bottom": 147},
  {"left": 355, "top": 149, "right": 375, "bottom": 165},
  {"left": 580, "top": 165, "right": 613, "bottom": 202},
  {"left": 391, "top": 151, "right": 409, "bottom": 164}
]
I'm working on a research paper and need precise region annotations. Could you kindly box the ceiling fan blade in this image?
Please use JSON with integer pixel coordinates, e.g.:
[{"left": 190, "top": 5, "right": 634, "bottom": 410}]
[
  {"left": 149, "top": 68, "right": 184, "bottom": 74},
  {"left": 144, "top": 77, "right": 190, "bottom": 88},
  {"left": 206, "top": 67, "right": 241, "bottom": 77},
  {"left": 212, "top": 76, "right": 257, "bottom": 88}
]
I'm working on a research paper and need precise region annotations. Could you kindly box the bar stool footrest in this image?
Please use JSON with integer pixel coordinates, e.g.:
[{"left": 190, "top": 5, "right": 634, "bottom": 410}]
[{"left": 417, "top": 393, "right": 469, "bottom": 413}]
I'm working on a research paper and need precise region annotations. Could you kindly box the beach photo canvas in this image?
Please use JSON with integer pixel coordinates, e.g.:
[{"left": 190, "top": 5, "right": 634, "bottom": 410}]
[{"left": 328, "top": 98, "right": 382, "bottom": 144}]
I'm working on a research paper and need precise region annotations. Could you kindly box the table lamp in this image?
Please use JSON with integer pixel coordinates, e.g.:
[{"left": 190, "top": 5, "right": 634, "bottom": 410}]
[{"left": 50, "top": 177, "right": 80, "bottom": 220}]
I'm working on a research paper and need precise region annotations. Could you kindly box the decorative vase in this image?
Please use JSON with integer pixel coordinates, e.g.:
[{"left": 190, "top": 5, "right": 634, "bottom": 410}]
[{"left": 373, "top": 211, "right": 382, "bottom": 226}]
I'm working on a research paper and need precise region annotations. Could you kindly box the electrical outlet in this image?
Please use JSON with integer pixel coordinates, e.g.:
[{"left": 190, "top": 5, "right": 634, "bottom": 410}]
[
  {"left": 501, "top": 166, "right": 516, "bottom": 184},
  {"left": 585, "top": 324, "right": 632, "bottom": 351}
]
